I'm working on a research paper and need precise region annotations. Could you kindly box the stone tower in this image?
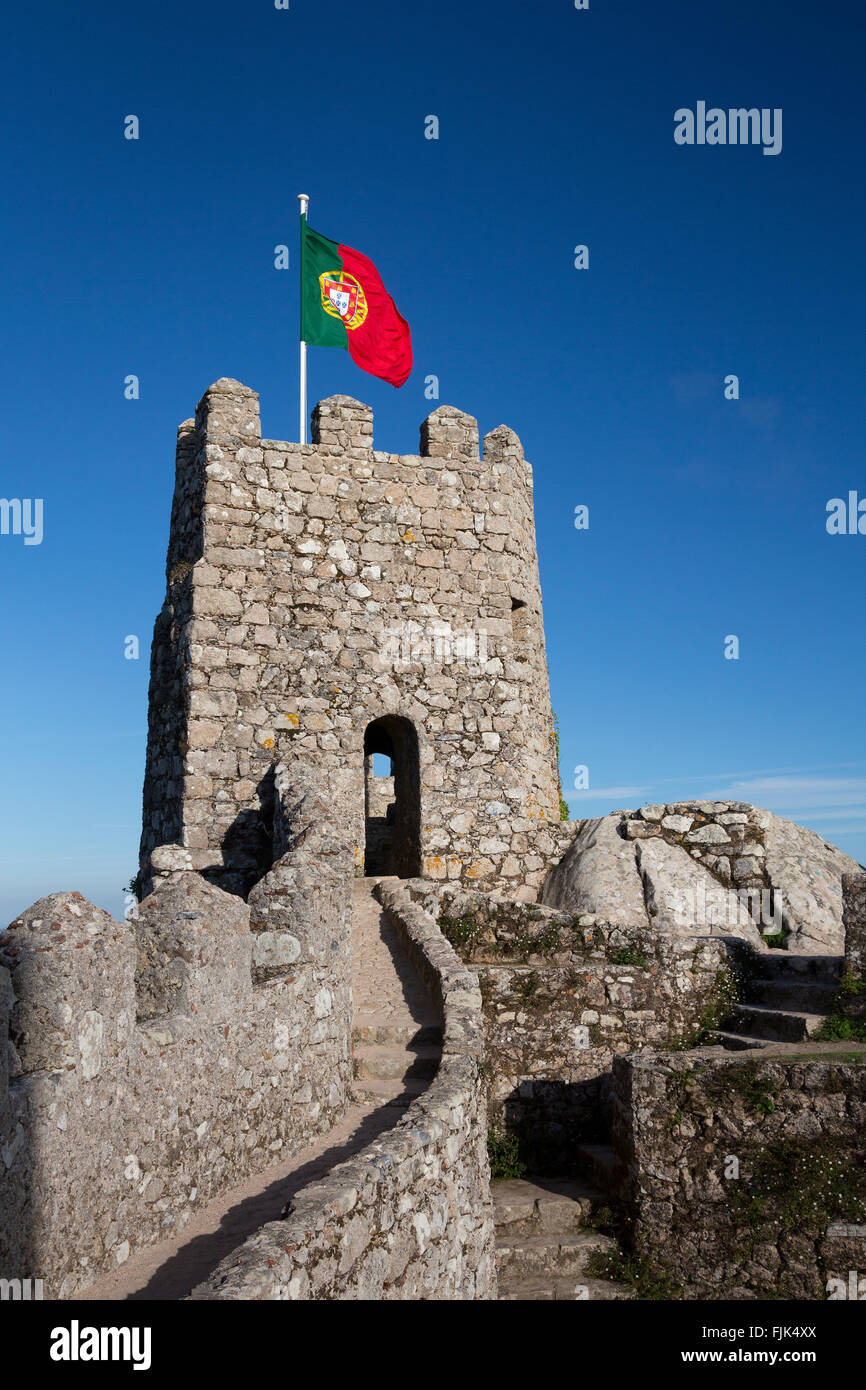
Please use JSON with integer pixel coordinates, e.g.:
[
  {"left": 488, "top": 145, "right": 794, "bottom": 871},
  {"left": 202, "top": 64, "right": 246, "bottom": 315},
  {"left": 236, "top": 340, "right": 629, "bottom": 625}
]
[{"left": 140, "top": 379, "right": 562, "bottom": 898}]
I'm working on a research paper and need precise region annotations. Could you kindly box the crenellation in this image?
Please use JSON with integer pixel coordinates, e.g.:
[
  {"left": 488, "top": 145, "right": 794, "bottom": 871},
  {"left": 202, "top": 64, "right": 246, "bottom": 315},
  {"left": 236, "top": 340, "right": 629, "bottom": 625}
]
[{"left": 419, "top": 404, "right": 480, "bottom": 460}]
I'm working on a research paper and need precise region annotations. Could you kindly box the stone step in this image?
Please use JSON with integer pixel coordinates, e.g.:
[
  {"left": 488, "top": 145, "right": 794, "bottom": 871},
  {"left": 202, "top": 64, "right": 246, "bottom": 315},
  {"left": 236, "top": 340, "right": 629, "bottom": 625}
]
[
  {"left": 751, "top": 952, "right": 844, "bottom": 986},
  {"left": 729, "top": 1003, "right": 826, "bottom": 1042},
  {"left": 495, "top": 1229, "right": 616, "bottom": 1281},
  {"left": 573, "top": 1143, "right": 617, "bottom": 1195},
  {"left": 749, "top": 980, "right": 838, "bottom": 1012},
  {"left": 705, "top": 1030, "right": 768, "bottom": 1051},
  {"left": 352, "top": 1020, "right": 442, "bottom": 1048},
  {"left": 353, "top": 1047, "right": 440, "bottom": 1081},
  {"left": 497, "top": 1275, "right": 634, "bottom": 1301},
  {"left": 351, "top": 1077, "right": 428, "bottom": 1108},
  {"left": 493, "top": 1176, "right": 606, "bottom": 1236}
]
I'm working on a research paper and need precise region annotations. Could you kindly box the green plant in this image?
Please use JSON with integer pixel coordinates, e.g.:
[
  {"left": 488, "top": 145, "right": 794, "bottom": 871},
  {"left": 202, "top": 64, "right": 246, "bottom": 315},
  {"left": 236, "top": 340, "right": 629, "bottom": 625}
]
[
  {"left": 609, "top": 946, "right": 649, "bottom": 969},
  {"left": 585, "top": 1203, "right": 620, "bottom": 1234},
  {"left": 665, "top": 967, "right": 739, "bottom": 1050},
  {"left": 122, "top": 871, "right": 143, "bottom": 901},
  {"left": 487, "top": 1128, "right": 526, "bottom": 1181},
  {"left": 512, "top": 970, "right": 543, "bottom": 1005},
  {"left": 168, "top": 559, "right": 193, "bottom": 584},
  {"left": 812, "top": 972, "right": 866, "bottom": 1043},
  {"left": 761, "top": 930, "right": 787, "bottom": 949},
  {"left": 703, "top": 1058, "right": 778, "bottom": 1115},
  {"left": 779, "top": 1051, "right": 866, "bottom": 1064},
  {"left": 812, "top": 1014, "right": 866, "bottom": 1043},
  {"left": 552, "top": 709, "right": 567, "bottom": 814},
  {"left": 512, "top": 921, "right": 562, "bottom": 959}
]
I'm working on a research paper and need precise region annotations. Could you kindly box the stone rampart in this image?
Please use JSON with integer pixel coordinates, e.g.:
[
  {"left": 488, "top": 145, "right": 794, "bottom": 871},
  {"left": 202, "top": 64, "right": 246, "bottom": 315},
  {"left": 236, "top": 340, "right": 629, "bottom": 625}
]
[
  {"left": 0, "top": 769, "right": 352, "bottom": 1298},
  {"left": 188, "top": 879, "right": 495, "bottom": 1300}
]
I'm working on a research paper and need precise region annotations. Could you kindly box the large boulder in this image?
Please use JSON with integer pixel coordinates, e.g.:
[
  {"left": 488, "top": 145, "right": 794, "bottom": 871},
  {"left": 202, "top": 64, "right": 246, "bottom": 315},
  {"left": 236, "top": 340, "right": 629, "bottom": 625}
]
[
  {"left": 634, "top": 837, "right": 764, "bottom": 949},
  {"left": 541, "top": 814, "right": 647, "bottom": 923},
  {"left": 542, "top": 803, "right": 863, "bottom": 954}
]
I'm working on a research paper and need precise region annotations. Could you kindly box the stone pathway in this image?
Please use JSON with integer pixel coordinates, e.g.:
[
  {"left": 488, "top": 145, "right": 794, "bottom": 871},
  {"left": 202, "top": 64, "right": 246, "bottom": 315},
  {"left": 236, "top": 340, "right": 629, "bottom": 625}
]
[
  {"left": 351, "top": 878, "right": 442, "bottom": 1107},
  {"left": 78, "top": 878, "right": 441, "bottom": 1301}
]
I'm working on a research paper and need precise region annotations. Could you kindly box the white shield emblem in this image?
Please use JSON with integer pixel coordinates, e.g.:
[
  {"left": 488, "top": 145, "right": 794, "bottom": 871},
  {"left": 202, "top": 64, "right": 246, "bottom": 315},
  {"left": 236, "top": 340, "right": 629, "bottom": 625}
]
[{"left": 329, "top": 287, "right": 351, "bottom": 317}]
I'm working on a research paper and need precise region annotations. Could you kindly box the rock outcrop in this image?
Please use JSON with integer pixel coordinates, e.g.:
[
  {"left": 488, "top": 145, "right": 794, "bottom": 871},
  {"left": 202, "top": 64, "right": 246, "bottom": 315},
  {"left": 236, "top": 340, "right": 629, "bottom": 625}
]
[{"left": 543, "top": 803, "right": 863, "bottom": 954}]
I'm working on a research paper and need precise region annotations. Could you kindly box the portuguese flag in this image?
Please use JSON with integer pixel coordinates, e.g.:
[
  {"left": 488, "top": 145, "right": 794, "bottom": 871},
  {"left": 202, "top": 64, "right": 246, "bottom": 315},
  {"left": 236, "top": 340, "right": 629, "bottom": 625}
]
[{"left": 300, "top": 215, "right": 412, "bottom": 388}]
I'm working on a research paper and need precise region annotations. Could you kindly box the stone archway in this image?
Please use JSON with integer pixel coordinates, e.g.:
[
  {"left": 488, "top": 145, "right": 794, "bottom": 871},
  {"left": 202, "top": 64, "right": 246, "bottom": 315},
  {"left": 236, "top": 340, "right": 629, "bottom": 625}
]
[{"left": 363, "top": 716, "right": 422, "bottom": 878}]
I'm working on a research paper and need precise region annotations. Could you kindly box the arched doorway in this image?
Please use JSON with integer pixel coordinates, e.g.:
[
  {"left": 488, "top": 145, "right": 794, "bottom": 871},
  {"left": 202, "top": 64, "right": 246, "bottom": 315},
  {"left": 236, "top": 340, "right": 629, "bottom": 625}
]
[{"left": 363, "top": 716, "right": 422, "bottom": 878}]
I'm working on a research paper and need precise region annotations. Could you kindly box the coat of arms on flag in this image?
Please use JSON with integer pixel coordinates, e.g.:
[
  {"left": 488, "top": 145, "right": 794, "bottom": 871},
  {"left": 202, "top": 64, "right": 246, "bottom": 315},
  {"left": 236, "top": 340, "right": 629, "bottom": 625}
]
[{"left": 319, "top": 271, "right": 368, "bottom": 330}]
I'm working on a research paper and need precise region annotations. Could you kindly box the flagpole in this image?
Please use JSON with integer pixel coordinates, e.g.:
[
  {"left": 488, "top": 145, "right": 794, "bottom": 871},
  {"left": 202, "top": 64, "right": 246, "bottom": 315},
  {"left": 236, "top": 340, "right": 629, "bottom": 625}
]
[{"left": 297, "top": 193, "right": 309, "bottom": 444}]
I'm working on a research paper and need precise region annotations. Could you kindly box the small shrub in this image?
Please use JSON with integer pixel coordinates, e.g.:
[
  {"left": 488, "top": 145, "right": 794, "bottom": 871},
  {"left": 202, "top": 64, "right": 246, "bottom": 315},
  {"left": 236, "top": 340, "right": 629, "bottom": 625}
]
[
  {"left": 584, "top": 1247, "right": 683, "bottom": 1300},
  {"left": 487, "top": 1129, "right": 526, "bottom": 1181},
  {"left": 438, "top": 913, "right": 482, "bottom": 954},
  {"left": 168, "top": 559, "right": 193, "bottom": 584},
  {"left": 728, "top": 1135, "right": 866, "bottom": 1232},
  {"left": 122, "top": 871, "right": 143, "bottom": 902},
  {"left": 761, "top": 930, "right": 787, "bottom": 950},
  {"left": 609, "top": 946, "right": 649, "bottom": 969},
  {"left": 512, "top": 970, "right": 543, "bottom": 1005},
  {"left": 812, "top": 1014, "right": 866, "bottom": 1043},
  {"left": 704, "top": 1059, "right": 778, "bottom": 1115},
  {"left": 513, "top": 921, "right": 562, "bottom": 959}
]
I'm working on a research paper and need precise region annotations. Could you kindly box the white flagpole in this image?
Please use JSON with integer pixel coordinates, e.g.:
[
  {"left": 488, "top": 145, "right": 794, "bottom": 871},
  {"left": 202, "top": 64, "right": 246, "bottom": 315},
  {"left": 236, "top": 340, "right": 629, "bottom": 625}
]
[{"left": 297, "top": 193, "right": 310, "bottom": 444}]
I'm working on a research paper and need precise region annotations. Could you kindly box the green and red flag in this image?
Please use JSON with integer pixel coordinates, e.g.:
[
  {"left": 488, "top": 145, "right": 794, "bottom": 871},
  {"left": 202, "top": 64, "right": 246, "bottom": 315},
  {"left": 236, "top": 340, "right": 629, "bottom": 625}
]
[{"left": 300, "top": 215, "right": 412, "bottom": 388}]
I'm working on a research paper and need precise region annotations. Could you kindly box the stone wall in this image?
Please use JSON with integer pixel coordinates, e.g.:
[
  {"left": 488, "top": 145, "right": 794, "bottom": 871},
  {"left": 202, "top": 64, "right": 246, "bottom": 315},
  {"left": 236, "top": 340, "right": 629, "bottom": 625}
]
[
  {"left": 844, "top": 873, "right": 866, "bottom": 979},
  {"left": 0, "top": 781, "right": 352, "bottom": 1298},
  {"left": 189, "top": 880, "right": 495, "bottom": 1300},
  {"left": 406, "top": 881, "right": 742, "bottom": 1168},
  {"left": 139, "top": 379, "right": 562, "bottom": 899},
  {"left": 612, "top": 1051, "right": 866, "bottom": 1299}
]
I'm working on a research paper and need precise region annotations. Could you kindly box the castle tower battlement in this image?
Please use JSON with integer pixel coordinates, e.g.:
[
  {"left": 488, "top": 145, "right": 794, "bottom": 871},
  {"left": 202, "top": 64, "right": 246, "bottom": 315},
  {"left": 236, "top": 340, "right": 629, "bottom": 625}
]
[{"left": 140, "top": 378, "right": 563, "bottom": 898}]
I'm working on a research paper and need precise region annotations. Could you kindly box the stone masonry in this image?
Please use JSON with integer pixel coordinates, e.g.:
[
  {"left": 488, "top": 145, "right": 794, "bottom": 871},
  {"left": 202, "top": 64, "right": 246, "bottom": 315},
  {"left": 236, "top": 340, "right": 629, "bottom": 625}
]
[{"left": 139, "top": 379, "right": 562, "bottom": 900}]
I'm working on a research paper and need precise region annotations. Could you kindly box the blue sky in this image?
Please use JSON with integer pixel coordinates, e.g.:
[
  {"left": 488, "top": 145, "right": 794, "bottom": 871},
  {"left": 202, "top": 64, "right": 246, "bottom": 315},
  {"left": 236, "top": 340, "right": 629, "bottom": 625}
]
[{"left": 1, "top": 0, "right": 864, "bottom": 926}]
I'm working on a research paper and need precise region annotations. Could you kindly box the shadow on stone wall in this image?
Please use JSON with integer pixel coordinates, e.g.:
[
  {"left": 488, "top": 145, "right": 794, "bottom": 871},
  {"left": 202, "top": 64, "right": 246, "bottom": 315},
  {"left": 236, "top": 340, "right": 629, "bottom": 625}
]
[
  {"left": 498, "top": 1075, "right": 610, "bottom": 1174},
  {"left": 210, "top": 767, "right": 276, "bottom": 899}
]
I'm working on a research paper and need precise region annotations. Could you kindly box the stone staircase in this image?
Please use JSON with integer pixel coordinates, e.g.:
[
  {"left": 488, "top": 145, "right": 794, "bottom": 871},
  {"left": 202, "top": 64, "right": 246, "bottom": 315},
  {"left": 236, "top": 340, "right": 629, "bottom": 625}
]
[
  {"left": 493, "top": 1176, "right": 632, "bottom": 1300},
  {"left": 350, "top": 879, "right": 443, "bottom": 1107},
  {"left": 352, "top": 1020, "right": 442, "bottom": 1107},
  {"left": 709, "top": 950, "right": 843, "bottom": 1050}
]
